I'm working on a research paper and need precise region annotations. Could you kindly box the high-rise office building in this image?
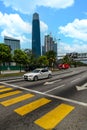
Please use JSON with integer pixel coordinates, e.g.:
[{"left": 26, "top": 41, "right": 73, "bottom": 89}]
[
  {"left": 32, "top": 13, "right": 41, "bottom": 58},
  {"left": 42, "top": 34, "right": 57, "bottom": 55},
  {"left": 4, "top": 36, "right": 20, "bottom": 54}
]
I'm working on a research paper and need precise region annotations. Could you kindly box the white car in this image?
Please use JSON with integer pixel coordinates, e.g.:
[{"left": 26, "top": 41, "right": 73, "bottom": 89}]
[{"left": 23, "top": 68, "right": 52, "bottom": 81}]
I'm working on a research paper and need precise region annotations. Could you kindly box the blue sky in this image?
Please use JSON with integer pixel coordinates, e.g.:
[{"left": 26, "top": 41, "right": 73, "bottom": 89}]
[{"left": 0, "top": 0, "right": 87, "bottom": 55}]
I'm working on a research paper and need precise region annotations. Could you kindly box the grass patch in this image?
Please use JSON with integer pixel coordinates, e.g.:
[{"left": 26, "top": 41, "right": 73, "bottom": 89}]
[{"left": 0, "top": 72, "right": 25, "bottom": 78}]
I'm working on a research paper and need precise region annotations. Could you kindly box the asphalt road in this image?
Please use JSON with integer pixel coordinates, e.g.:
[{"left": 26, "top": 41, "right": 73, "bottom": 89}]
[{"left": 0, "top": 67, "right": 87, "bottom": 130}]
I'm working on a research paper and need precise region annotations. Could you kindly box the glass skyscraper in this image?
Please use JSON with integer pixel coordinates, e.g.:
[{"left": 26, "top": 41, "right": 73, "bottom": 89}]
[
  {"left": 32, "top": 13, "right": 41, "bottom": 58},
  {"left": 4, "top": 36, "right": 20, "bottom": 54}
]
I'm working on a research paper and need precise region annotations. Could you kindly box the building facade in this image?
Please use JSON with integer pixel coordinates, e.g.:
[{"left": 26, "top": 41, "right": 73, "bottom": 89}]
[
  {"left": 4, "top": 36, "right": 20, "bottom": 54},
  {"left": 42, "top": 34, "right": 57, "bottom": 55},
  {"left": 32, "top": 13, "right": 41, "bottom": 58}
]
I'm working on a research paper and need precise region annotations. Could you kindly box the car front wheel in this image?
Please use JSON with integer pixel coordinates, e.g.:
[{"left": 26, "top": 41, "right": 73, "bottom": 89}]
[
  {"left": 48, "top": 74, "right": 52, "bottom": 78},
  {"left": 33, "top": 76, "right": 38, "bottom": 81}
]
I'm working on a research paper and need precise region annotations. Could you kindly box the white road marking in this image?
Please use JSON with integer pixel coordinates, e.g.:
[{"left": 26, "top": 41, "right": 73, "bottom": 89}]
[
  {"left": 76, "top": 82, "right": 87, "bottom": 91},
  {"left": 44, "top": 79, "right": 61, "bottom": 85},
  {"left": 0, "top": 82, "right": 87, "bottom": 107},
  {"left": 44, "top": 84, "right": 65, "bottom": 93},
  {"left": 4, "top": 78, "right": 23, "bottom": 83},
  {"left": 45, "top": 93, "right": 87, "bottom": 107},
  {"left": 81, "top": 75, "right": 87, "bottom": 78},
  {"left": 0, "top": 82, "right": 43, "bottom": 95},
  {"left": 71, "top": 78, "right": 81, "bottom": 83}
]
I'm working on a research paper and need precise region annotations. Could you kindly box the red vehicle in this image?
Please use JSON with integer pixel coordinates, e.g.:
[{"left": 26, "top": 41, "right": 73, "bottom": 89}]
[{"left": 58, "top": 63, "right": 70, "bottom": 69}]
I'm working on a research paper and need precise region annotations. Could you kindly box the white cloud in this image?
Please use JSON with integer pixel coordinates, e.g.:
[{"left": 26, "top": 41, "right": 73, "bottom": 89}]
[
  {"left": 37, "top": 0, "right": 74, "bottom": 9},
  {"left": 0, "top": 12, "right": 48, "bottom": 46},
  {"left": 1, "top": 0, "right": 74, "bottom": 14},
  {"left": 58, "top": 41, "right": 87, "bottom": 56},
  {"left": 40, "top": 21, "right": 48, "bottom": 32},
  {"left": 0, "top": 12, "right": 32, "bottom": 45},
  {"left": 0, "top": 12, "right": 32, "bottom": 35},
  {"left": 58, "top": 18, "right": 87, "bottom": 54},
  {"left": 59, "top": 19, "right": 87, "bottom": 42}
]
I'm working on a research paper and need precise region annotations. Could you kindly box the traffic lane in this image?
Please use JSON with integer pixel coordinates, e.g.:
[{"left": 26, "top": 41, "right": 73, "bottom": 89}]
[
  {"left": 4, "top": 70, "right": 87, "bottom": 106},
  {"left": 0, "top": 67, "right": 75, "bottom": 82},
  {"left": 3, "top": 68, "right": 72, "bottom": 84},
  {"left": 44, "top": 69, "right": 87, "bottom": 93},
  {"left": 4, "top": 67, "right": 87, "bottom": 89},
  {"left": 0, "top": 66, "right": 86, "bottom": 83},
  {"left": 20, "top": 69, "right": 87, "bottom": 93},
  {"left": 44, "top": 73, "right": 87, "bottom": 104},
  {"left": 2, "top": 67, "right": 87, "bottom": 97},
  {"left": 4, "top": 66, "right": 86, "bottom": 84},
  {"left": 19, "top": 70, "right": 87, "bottom": 104}
]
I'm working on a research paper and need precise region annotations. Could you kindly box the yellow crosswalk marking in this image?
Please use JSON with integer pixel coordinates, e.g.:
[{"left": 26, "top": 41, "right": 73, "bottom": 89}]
[
  {"left": 34, "top": 103, "right": 74, "bottom": 129},
  {"left": 14, "top": 98, "right": 51, "bottom": 116},
  {"left": 1, "top": 93, "right": 34, "bottom": 106},
  {"left": 0, "top": 88, "right": 13, "bottom": 92},
  {"left": 0, "top": 90, "right": 22, "bottom": 98},
  {"left": 0, "top": 86, "right": 5, "bottom": 89}
]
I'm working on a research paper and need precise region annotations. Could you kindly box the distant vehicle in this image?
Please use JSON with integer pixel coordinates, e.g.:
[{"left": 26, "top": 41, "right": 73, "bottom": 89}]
[
  {"left": 23, "top": 68, "right": 52, "bottom": 81},
  {"left": 58, "top": 63, "right": 70, "bottom": 69}
]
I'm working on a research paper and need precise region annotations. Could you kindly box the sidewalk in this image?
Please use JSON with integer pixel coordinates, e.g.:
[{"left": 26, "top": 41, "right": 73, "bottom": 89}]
[
  {"left": 1, "top": 70, "right": 24, "bottom": 74},
  {"left": 0, "top": 70, "right": 24, "bottom": 81}
]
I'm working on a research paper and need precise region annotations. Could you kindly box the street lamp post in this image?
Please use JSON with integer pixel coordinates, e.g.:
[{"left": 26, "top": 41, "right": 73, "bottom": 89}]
[{"left": 57, "top": 38, "right": 61, "bottom": 61}]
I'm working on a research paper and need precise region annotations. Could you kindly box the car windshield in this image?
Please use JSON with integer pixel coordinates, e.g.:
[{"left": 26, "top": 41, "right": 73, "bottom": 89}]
[{"left": 33, "top": 69, "right": 40, "bottom": 73}]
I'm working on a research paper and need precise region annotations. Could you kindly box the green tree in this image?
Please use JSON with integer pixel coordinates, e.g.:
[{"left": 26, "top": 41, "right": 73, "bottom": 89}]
[
  {"left": 24, "top": 49, "right": 32, "bottom": 62},
  {"left": 45, "top": 50, "right": 57, "bottom": 69},
  {"left": 24, "top": 49, "right": 38, "bottom": 69},
  {"left": 0, "top": 43, "right": 12, "bottom": 74},
  {"left": 38, "top": 55, "right": 49, "bottom": 67},
  {"left": 62, "top": 55, "right": 70, "bottom": 64},
  {"left": 13, "top": 49, "right": 29, "bottom": 72}
]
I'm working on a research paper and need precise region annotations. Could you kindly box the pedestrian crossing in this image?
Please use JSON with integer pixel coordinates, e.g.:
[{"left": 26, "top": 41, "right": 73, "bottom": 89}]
[
  {"left": 14, "top": 98, "right": 51, "bottom": 116},
  {"left": 35, "top": 103, "right": 74, "bottom": 129},
  {"left": 0, "top": 85, "right": 6, "bottom": 89},
  {"left": 0, "top": 85, "right": 75, "bottom": 129},
  {"left": 0, "top": 87, "right": 13, "bottom": 92},
  {"left": 1, "top": 93, "right": 35, "bottom": 106},
  {"left": 0, "top": 90, "right": 22, "bottom": 98}
]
